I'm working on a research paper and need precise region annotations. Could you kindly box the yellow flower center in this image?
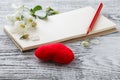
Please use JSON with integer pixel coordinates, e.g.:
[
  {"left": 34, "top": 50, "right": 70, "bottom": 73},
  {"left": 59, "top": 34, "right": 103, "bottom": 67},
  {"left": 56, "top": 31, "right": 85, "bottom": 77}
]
[{"left": 20, "top": 24, "right": 25, "bottom": 28}]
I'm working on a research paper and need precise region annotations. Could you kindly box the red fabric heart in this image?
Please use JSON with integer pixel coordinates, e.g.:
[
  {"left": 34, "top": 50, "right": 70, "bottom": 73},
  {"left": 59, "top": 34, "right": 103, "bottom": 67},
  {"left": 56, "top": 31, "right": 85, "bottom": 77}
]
[{"left": 34, "top": 43, "right": 74, "bottom": 64}]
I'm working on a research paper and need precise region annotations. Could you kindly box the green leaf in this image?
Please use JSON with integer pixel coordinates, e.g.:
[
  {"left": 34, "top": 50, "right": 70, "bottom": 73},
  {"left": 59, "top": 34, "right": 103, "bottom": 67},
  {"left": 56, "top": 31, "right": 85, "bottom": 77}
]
[
  {"left": 30, "top": 5, "right": 42, "bottom": 18},
  {"left": 32, "top": 5, "right": 42, "bottom": 13},
  {"left": 30, "top": 5, "right": 59, "bottom": 20},
  {"left": 21, "top": 15, "right": 24, "bottom": 20}
]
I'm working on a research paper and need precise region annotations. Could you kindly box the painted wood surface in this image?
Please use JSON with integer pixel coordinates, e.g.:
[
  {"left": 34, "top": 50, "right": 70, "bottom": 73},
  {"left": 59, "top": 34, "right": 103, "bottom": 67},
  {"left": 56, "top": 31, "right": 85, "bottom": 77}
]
[{"left": 0, "top": 0, "right": 120, "bottom": 80}]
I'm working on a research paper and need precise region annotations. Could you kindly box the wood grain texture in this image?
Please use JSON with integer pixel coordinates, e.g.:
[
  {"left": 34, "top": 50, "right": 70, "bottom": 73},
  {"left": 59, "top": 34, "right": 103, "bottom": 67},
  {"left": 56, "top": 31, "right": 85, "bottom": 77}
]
[{"left": 0, "top": 0, "right": 120, "bottom": 80}]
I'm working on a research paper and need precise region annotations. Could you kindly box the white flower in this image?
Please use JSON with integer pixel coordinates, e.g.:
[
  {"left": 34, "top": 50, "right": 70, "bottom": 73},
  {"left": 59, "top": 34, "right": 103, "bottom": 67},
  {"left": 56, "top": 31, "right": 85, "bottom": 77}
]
[
  {"left": 23, "top": 14, "right": 37, "bottom": 28},
  {"left": 28, "top": 16, "right": 34, "bottom": 23},
  {"left": 12, "top": 4, "right": 25, "bottom": 12},
  {"left": 24, "top": 14, "right": 35, "bottom": 22},
  {"left": 14, "top": 11, "right": 23, "bottom": 21},
  {"left": 15, "top": 21, "right": 25, "bottom": 28},
  {"left": 7, "top": 14, "right": 15, "bottom": 24},
  {"left": 7, "top": 11, "right": 23, "bottom": 24},
  {"left": 81, "top": 41, "right": 89, "bottom": 47},
  {"left": 10, "top": 21, "right": 26, "bottom": 34},
  {"left": 16, "top": 5, "right": 25, "bottom": 12}
]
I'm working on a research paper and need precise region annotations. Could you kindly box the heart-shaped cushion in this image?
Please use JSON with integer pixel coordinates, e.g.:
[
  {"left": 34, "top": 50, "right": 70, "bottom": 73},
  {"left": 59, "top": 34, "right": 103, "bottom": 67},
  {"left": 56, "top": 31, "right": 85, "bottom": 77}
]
[{"left": 34, "top": 43, "right": 74, "bottom": 64}]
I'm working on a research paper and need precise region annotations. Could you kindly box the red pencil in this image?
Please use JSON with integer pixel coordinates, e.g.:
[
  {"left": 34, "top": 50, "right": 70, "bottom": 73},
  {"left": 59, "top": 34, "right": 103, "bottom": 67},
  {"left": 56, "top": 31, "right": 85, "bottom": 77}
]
[{"left": 86, "top": 2, "right": 103, "bottom": 35}]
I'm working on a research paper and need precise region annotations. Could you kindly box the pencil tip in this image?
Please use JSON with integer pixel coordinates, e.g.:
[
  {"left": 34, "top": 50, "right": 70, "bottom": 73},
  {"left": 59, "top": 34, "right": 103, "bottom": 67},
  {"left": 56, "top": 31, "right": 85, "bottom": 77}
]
[
  {"left": 86, "top": 31, "right": 89, "bottom": 35},
  {"left": 100, "top": 2, "right": 103, "bottom": 6}
]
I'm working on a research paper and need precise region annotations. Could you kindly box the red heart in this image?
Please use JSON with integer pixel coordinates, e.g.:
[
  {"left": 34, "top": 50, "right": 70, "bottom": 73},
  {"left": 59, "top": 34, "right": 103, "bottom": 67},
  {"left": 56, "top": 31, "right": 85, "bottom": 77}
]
[{"left": 34, "top": 43, "right": 74, "bottom": 64}]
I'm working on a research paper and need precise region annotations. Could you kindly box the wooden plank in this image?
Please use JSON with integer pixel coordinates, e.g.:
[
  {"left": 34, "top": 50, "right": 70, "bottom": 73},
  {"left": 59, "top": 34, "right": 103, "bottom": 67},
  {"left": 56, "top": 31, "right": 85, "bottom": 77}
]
[{"left": 0, "top": 0, "right": 120, "bottom": 80}]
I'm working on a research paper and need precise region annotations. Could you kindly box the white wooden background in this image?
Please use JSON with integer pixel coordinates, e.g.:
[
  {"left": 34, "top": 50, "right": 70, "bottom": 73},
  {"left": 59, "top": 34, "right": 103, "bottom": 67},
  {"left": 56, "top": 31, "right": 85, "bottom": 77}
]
[{"left": 0, "top": 0, "right": 120, "bottom": 80}]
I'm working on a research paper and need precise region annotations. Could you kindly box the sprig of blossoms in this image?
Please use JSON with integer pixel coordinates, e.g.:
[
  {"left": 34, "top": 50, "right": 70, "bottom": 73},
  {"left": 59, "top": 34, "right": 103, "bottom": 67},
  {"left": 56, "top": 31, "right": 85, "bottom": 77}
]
[
  {"left": 81, "top": 38, "right": 100, "bottom": 47},
  {"left": 7, "top": 5, "right": 59, "bottom": 39},
  {"left": 81, "top": 39, "right": 90, "bottom": 47}
]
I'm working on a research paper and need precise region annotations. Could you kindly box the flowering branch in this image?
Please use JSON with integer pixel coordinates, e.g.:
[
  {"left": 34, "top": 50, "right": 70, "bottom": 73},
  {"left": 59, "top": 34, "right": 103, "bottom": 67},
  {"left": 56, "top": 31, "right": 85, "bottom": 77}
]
[{"left": 7, "top": 5, "right": 59, "bottom": 40}]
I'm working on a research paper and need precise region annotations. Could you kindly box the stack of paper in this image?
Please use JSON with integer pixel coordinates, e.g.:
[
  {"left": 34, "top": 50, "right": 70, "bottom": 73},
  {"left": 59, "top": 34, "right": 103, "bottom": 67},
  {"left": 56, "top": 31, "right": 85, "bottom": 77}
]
[{"left": 4, "top": 6, "right": 117, "bottom": 51}]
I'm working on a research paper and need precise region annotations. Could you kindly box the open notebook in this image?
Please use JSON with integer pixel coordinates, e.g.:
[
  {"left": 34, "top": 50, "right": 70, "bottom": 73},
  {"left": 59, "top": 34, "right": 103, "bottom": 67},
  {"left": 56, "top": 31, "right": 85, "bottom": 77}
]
[{"left": 4, "top": 6, "right": 117, "bottom": 51}]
